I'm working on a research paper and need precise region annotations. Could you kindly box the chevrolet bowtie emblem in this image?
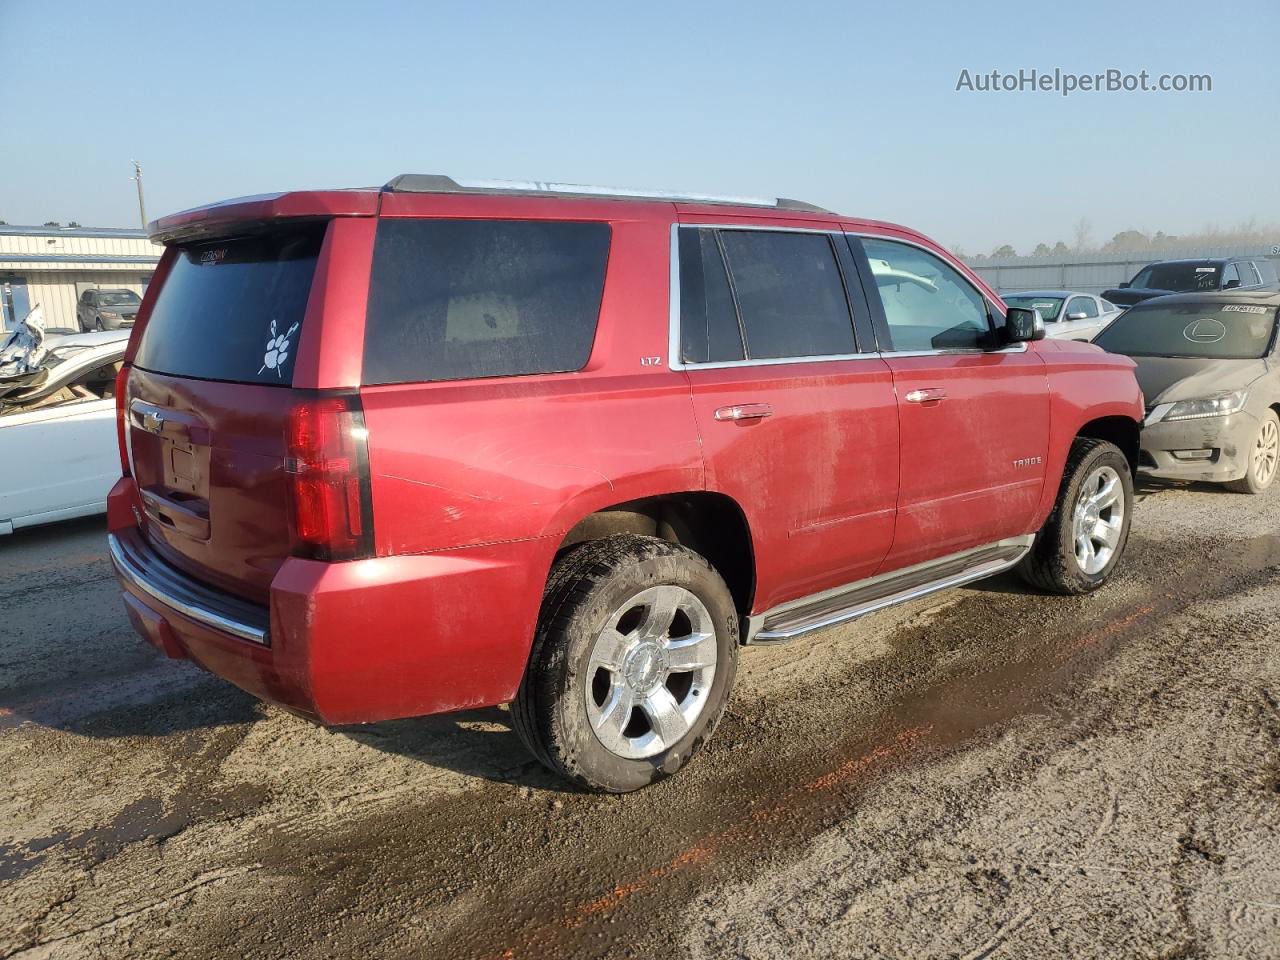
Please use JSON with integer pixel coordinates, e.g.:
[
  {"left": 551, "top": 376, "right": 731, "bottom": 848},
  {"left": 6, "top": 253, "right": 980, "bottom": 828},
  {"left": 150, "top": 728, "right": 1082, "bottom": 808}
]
[{"left": 141, "top": 410, "right": 165, "bottom": 434}]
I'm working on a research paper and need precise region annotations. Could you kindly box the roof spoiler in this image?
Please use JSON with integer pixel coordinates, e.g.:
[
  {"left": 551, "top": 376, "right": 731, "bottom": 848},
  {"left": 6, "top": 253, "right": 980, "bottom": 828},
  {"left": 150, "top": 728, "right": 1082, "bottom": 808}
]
[{"left": 382, "top": 174, "right": 830, "bottom": 214}]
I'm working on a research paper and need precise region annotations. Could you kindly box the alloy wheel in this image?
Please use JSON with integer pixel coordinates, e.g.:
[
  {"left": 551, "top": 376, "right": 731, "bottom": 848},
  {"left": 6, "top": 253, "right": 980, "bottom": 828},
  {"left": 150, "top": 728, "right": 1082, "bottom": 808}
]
[
  {"left": 583, "top": 584, "right": 718, "bottom": 760},
  {"left": 1072, "top": 465, "right": 1125, "bottom": 575},
  {"left": 1252, "top": 417, "right": 1278, "bottom": 488}
]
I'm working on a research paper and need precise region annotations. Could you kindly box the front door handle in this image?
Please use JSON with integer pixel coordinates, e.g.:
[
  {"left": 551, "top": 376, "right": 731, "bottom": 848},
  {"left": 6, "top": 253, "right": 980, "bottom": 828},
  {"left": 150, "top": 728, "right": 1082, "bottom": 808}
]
[
  {"left": 714, "top": 402, "right": 773, "bottom": 422},
  {"left": 904, "top": 387, "right": 947, "bottom": 404}
]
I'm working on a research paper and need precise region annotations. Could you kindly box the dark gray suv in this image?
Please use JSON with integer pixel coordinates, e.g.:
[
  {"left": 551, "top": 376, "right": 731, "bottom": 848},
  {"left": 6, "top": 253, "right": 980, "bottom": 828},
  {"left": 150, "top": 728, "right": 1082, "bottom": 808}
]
[{"left": 1104, "top": 257, "right": 1279, "bottom": 308}]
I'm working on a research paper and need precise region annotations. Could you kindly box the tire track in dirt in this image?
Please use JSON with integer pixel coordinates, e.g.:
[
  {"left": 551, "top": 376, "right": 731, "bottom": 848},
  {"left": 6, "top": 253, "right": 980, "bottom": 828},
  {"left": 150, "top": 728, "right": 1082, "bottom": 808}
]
[{"left": 160, "top": 532, "right": 1280, "bottom": 960}]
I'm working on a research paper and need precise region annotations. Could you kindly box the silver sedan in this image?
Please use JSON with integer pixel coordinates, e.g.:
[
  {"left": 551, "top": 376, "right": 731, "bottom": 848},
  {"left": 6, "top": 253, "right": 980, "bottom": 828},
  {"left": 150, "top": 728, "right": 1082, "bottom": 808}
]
[{"left": 1001, "top": 290, "right": 1124, "bottom": 342}]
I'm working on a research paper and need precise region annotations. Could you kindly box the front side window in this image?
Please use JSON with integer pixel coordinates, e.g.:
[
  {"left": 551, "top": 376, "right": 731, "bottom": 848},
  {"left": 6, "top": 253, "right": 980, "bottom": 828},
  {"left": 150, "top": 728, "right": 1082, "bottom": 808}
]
[
  {"left": 1222, "top": 263, "right": 1240, "bottom": 287},
  {"left": 1236, "top": 261, "right": 1261, "bottom": 286},
  {"left": 861, "top": 238, "right": 991, "bottom": 351},
  {"left": 1066, "top": 296, "right": 1098, "bottom": 318},
  {"left": 363, "top": 219, "right": 610, "bottom": 385}
]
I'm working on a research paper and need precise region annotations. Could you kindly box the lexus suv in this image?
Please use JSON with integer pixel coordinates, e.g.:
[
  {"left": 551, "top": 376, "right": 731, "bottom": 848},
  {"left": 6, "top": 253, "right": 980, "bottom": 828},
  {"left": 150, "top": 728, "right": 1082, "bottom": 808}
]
[{"left": 108, "top": 175, "right": 1144, "bottom": 792}]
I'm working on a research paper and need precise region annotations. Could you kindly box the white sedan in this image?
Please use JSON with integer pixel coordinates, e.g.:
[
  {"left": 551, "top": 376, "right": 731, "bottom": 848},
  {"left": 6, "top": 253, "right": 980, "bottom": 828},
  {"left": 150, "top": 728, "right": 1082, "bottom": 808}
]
[
  {"left": 0, "top": 331, "right": 126, "bottom": 534},
  {"left": 1001, "top": 290, "right": 1124, "bottom": 342}
]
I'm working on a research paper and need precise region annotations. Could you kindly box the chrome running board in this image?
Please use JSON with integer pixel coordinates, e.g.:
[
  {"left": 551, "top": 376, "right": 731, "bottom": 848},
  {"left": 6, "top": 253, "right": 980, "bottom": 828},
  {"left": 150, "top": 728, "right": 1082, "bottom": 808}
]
[{"left": 746, "top": 535, "right": 1035, "bottom": 644}]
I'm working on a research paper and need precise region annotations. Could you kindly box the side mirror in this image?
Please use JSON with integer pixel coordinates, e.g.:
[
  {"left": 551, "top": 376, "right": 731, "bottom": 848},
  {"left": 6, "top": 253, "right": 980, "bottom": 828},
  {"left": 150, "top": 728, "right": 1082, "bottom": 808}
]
[
  {"left": 1065, "top": 311, "right": 1089, "bottom": 321},
  {"left": 1118, "top": 282, "right": 1131, "bottom": 289},
  {"left": 1224, "top": 278, "right": 1241, "bottom": 289},
  {"left": 1004, "top": 307, "right": 1045, "bottom": 343}
]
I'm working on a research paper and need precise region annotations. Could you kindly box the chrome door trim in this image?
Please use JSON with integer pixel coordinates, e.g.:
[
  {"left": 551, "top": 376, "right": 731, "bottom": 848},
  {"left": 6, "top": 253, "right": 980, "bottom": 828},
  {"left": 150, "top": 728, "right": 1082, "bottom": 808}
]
[{"left": 879, "top": 343, "right": 1029, "bottom": 358}]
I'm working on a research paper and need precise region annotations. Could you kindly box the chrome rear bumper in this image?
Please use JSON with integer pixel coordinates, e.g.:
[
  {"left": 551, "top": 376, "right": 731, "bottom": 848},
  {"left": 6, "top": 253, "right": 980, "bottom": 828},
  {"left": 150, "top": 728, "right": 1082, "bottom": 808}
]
[{"left": 108, "top": 530, "right": 271, "bottom": 645}]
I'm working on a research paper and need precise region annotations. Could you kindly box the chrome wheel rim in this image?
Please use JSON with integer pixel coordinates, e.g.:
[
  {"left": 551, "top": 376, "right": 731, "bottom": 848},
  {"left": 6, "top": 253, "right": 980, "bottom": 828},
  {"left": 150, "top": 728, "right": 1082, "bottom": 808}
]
[
  {"left": 1252, "top": 418, "right": 1278, "bottom": 487},
  {"left": 583, "top": 584, "right": 718, "bottom": 760},
  {"left": 1072, "top": 465, "right": 1125, "bottom": 575}
]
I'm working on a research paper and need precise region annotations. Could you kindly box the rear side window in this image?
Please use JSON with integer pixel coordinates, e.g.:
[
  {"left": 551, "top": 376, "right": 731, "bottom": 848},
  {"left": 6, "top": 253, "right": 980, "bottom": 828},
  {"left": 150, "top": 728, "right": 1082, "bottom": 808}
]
[
  {"left": 135, "top": 227, "right": 323, "bottom": 386},
  {"left": 362, "top": 220, "right": 610, "bottom": 385},
  {"left": 679, "top": 229, "right": 744, "bottom": 363},
  {"left": 717, "top": 231, "right": 855, "bottom": 359}
]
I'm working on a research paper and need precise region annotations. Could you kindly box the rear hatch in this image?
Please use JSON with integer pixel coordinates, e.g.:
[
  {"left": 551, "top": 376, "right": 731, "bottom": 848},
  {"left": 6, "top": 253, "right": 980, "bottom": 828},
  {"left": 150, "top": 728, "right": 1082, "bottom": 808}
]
[{"left": 125, "top": 226, "right": 325, "bottom": 604}]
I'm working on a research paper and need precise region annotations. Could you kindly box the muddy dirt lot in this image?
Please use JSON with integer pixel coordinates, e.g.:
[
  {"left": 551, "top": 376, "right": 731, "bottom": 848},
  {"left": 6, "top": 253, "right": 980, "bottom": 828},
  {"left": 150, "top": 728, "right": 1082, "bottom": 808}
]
[{"left": 2, "top": 479, "right": 1278, "bottom": 960}]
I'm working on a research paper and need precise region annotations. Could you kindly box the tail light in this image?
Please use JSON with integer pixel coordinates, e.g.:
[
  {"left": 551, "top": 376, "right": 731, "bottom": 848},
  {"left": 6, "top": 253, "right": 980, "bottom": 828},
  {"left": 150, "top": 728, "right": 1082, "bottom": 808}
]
[
  {"left": 114, "top": 364, "right": 132, "bottom": 477},
  {"left": 285, "top": 394, "right": 375, "bottom": 562}
]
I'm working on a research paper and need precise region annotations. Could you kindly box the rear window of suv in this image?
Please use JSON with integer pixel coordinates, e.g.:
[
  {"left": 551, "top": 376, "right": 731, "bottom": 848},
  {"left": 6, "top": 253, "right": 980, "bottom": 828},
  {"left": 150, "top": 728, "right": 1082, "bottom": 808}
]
[
  {"left": 362, "top": 219, "right": 611, "bottom": 385},
  {"left": 134, "top": 226, "right": 324, "bottom": 386}
]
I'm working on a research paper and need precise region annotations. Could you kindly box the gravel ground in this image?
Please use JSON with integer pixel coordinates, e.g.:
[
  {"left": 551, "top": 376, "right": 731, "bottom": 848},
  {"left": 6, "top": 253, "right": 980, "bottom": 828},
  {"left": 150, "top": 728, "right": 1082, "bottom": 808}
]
[{"left": 1, "top": 477, "right": 1277, "bottom": 959}]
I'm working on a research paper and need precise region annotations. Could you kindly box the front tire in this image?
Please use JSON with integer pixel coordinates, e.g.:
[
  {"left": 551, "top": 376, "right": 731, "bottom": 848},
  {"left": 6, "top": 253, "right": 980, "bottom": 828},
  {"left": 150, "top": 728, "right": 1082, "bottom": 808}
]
[
  {"left": 512, "top": 535, "right": 739, "bottom": 793},
  {"left": 1018, "top": 438, "right": 1134, "bottom": 595},
  {"left": 1225, "top": 410, "right": 1279, "bottom": 495}
]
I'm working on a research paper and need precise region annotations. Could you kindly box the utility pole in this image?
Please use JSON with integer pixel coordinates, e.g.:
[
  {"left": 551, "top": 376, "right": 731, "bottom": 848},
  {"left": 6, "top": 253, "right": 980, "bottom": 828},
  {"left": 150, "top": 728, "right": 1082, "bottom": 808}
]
[{"left": 130, "top": 160, "right": 147, "bottom": 229}]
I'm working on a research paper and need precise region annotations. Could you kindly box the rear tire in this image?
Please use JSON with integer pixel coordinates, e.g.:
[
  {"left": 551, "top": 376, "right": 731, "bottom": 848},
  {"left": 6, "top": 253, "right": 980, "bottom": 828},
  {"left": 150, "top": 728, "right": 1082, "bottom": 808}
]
[
  {"left": 1018, "top": 438, "right": 1133, "bottom": 595},
  {"left": 512, "top": 535, "right": 739, "bottom": 793},
  {"left": 1225, "top": 410, "right": 1279, "bottom": 495}
]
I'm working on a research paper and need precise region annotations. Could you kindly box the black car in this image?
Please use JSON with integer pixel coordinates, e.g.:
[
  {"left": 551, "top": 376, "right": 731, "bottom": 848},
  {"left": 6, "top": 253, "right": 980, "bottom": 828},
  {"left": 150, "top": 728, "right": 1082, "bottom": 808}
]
[{"left": 1104, "top": 257, "right": 1278, "bottom": 308}]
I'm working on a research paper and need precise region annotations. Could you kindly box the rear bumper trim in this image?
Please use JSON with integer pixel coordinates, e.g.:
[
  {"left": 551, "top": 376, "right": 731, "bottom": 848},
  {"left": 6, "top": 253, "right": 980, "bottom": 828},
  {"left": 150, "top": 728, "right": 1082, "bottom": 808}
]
[{"left": 108, "top": 530, "right": 271, "bottom": 645}]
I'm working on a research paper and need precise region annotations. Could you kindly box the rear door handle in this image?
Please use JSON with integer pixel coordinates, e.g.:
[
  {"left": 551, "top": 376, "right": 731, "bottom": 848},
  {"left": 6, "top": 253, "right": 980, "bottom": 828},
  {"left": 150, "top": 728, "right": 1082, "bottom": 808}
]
[
  {"left": 714, "top": 402, "right": 773, "bottom": 422},
  {"left": 904, "top": 387, "right": 947, "bottom": 404}
]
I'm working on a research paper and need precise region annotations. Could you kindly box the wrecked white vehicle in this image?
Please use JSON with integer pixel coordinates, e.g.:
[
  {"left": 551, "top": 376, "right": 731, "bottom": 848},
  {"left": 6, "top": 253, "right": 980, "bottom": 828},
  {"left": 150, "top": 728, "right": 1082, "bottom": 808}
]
[{"left": 0, "top": 307, "right": 127, "bottom": 534}]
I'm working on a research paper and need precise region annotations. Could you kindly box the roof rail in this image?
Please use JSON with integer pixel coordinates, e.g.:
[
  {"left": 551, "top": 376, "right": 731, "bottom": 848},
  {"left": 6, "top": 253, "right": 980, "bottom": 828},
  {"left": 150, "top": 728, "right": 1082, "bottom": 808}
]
[{"left": 382, "top": 174, "right": 830, "bottom": 213}]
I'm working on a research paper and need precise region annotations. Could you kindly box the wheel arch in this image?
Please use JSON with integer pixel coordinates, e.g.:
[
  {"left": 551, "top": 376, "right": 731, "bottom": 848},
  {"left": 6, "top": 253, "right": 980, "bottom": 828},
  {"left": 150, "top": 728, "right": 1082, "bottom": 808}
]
[
  {"left": 554, "top": 492, "right": 756, "bottom": 617},
  {"left": 1076, "top": 414, "right": 1141, "bottom": 475}
]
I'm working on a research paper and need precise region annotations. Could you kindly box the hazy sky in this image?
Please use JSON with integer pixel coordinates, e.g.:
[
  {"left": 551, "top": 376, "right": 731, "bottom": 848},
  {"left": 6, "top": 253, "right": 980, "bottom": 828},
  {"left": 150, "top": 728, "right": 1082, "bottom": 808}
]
[{"left": 1, "top": 0, "right": 1274, "bottom": 254}]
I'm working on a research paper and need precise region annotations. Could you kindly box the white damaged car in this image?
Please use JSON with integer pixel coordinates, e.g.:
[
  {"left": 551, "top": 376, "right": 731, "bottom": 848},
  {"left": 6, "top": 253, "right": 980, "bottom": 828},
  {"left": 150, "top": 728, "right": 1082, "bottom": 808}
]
[{"left": 0, "top": 308, "right": 127, "bottom": 534}]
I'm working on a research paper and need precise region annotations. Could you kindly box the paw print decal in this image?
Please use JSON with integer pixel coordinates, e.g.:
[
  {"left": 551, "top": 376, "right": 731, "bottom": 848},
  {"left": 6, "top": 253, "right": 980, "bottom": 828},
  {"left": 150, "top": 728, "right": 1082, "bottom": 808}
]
[{"left": 259, "top": 319, "right": 300, "bottom": 377}]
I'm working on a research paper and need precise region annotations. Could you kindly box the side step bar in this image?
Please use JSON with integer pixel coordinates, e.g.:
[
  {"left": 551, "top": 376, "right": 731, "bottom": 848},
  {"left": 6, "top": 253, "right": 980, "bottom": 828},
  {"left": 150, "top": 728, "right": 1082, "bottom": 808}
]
[{"left": 746, "top": 535, "right": 1035, "bottom": 644}]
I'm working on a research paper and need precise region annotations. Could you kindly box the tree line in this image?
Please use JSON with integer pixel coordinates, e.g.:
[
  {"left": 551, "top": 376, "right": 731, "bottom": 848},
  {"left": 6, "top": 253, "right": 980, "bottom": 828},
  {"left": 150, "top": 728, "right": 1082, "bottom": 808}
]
[{"left": 957, "top": 218, "right": 1280, "bottom": 261}]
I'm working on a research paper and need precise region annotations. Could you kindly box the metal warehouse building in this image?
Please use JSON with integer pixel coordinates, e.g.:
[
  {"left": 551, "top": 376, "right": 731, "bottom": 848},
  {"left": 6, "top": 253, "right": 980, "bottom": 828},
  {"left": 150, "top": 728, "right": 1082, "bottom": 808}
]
[{"left": 0, "top": 225, "right": 161, "bottom": 333}]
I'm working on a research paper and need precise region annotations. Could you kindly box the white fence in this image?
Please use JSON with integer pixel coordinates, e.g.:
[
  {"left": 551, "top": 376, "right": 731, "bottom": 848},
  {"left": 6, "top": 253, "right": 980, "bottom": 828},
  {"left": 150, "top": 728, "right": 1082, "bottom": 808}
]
[{"left": 964, "top": 244, "right": 1280, "bottom": 295}]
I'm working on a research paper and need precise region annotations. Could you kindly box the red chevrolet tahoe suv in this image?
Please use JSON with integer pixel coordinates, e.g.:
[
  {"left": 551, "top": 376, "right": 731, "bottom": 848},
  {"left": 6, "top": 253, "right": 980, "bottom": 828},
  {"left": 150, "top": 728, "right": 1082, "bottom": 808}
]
[{"left": 108, "top": 175, "right": 1144, "bottom": 792}]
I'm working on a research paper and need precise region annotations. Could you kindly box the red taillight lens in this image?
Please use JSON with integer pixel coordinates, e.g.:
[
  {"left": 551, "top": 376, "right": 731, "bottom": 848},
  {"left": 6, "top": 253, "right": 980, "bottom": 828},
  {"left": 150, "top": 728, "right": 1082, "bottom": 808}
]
[
  {"left": 114, "top": 364, "right": 132, "bottom": 477},
  {"left": 285, "top": 394, "right": 375, "bottom": 562}
]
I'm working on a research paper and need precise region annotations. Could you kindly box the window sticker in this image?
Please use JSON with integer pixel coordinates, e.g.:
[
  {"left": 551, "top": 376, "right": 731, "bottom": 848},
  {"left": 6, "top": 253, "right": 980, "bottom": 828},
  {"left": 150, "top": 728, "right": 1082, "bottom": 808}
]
[
  {"left": 259, "top": 318, "right": 300, "bottom": 377},
  {"left": 1195, "top": 266, "right": 1216, "bottom": 272}
]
